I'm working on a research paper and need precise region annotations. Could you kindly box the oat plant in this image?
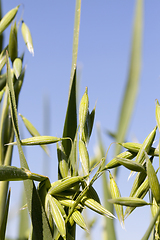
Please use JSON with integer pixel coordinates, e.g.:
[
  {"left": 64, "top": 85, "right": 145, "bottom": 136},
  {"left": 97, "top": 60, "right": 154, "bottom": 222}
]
[{"left": 1, "top": 1, "right": 160, "bottom": 240}]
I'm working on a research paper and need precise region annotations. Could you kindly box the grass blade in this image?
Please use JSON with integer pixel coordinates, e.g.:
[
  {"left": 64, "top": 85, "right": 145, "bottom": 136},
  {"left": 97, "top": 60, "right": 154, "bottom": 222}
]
[
  {"left": 0, "top": 165, "right": 48, "bottom": 181},
  {"left": 0, "top": 0, "right": 4, "bottom": 54},
  {"left": 18, "top": 189, "right": 29, "bottom": 239},
  {"left": 115, "top": 0, "right": 143, "bottom": 156},
  {"left": 96, "top": 126, "right": 116, "bottom": 240},
  {"left": 62, "top": 66, "right": 77, "bottom": 159},
  {"left": 6, "top": 51, "right": 52, "bottom": 240},
  {"left": 141, "top": 207, "right": 160, "bottom": 240},
  {"left": 63, "top": 0, "right": 81, "bottom": 158},
  {"left": 0, "top": 188, "right": 11, "bottom": 240},
  {"left": 69, "top": 0, "right": 81, "bottom": 88}
]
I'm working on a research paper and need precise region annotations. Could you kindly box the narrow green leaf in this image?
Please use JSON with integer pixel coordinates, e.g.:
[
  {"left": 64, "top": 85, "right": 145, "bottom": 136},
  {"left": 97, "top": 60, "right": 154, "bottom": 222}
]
[
  {"left": 6, "top": 51, "right": 52, "bottom": 240},
  {"left": 14, "top": 67, "right": 25, "bottom": 104},
  {"left": 0, "top": 88, "right": 5, "bottom": 101},
  {"left": 0, "top": 87, "right": 10, "bottom": 165},
  {"left": 141, "top": 207, "right": 160, "bottom": 240},
  {"left": 0, "top": 181, "right": 9, "bottom": 229},
  {"left": 86, "top": 185, "right": 101, "bottom": 204},
  {"left": 115, "top": 0, "right": 143, "bottom": 156},
  {"left": 62, "top": 0, "right": 81, "bottom": 158},
  {"left": 96, "top": 125, "right": 116, "bottom": 239},
  {"left": 0, "top": 165, "right": 48, "bottom": 181},
  {"left": 69, "top": 130, "right": 78, "bottom": 177},
  {"left": 0, "top": 188, "right": 11, "bottom": 240},
  {"left": 69, "top": 0, "right": 81, "bottom": 88},
  {"left": 0, "top": 0, "right": 4, "bottom": 53},
  {"left": 0, "top": 73, "right": 7, "bottom": 91},
  {"left": 62, "top": 69, "right": 77, "bottom": 158},
  {"left": 102, "top": 172, "right": 116, "bottom": 240},
  {"left": 18, "top": 189, "right": 29, "bottom": 240}
]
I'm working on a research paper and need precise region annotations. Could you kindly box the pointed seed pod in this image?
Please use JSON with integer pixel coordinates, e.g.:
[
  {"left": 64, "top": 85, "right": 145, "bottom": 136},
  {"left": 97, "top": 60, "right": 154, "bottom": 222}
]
[
  {"left": 57, "top": 196, "right": 83, "bottom": 209},
  {"left": 13, "top": 58, "right": 22, "bottom": 79},
  {"left": 135, "top": 126, "right": 157, "bottom": 164},
  {"left": 109, "top": 172, "right": 124, "bottom": 228},
  {"left": 72, "top": 210, "right": 88, "bottom": 231},
  {"left": 6, "top": 136, "right": 62, "bottom": 146},
  {"left": 19, "top": 113, "right": 49, "bottom": 155},
  {"left": 45, "top": 198, "right": 54, "bottom": 233},
  {"left": 82, "top": 196, "right": 116, "bottom": 219},
  {"left": 104, "top": 151, "right": 136, "bottom": 170},
  {"left": 120, "top": 142, "right": 159, "bottom": 156},
  {"left": 49, "top": 195, "right": 66, "bottom": 218},
  {"left": 146, "top": 152, "right": 160, "bottom": 204},
  {"left": 0, "top": 45, "right": 8, "bottom": 71},
  {"left": 48, "top": 176, "right": 85, "bottom": 195},
  {"left": 128, "top": 166, "right": 147, "bottom": 198},
  {"left": 125, "top": 177, "right": 149, "bottom": 218},
  {"left": 81, "top": 110, "right": 90, "bottom": 144},
  {"left": 79, "top": 139, "right": 90, "bottom": 177},
  {"left": 108, "top": 197, "right": 150, "bottom": 207},
  {"left": 81, "top": 103, "right": 96, "bottom": 144},
  {"left": 57, "top": 143, "right": 69, "bottom": 179},
  {"left": 151, "top": 197, "right": 160, "bottom": 239},
  {"left": 79, "top": 87, "right": 89, "bottom": 138},
  {"left": 0, "top": 5, "right": 20, "bottom": 34},
  {"left": 21, "top": 20, "right": 34, "bottom": 56},
  {"left": 116, "top": 157, "right": 145, "bottom": 172},
  {"left": 9, "top": 21, "right": 17, "bottom": 62},
  {"left": 47, "top": 194, "right": 66, "bottom": 239}
]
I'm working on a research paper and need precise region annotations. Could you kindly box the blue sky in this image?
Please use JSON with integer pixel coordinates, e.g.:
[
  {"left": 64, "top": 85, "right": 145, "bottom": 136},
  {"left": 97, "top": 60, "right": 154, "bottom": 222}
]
[{"left": 2, "top": 1, "right": 160, "bottom": 239}]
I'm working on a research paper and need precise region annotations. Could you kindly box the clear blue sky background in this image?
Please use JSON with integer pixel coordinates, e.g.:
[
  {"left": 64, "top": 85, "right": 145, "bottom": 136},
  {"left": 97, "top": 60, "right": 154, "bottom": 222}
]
[{"left": 2, "top": 1, "right": 160, "bottom": 239}]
